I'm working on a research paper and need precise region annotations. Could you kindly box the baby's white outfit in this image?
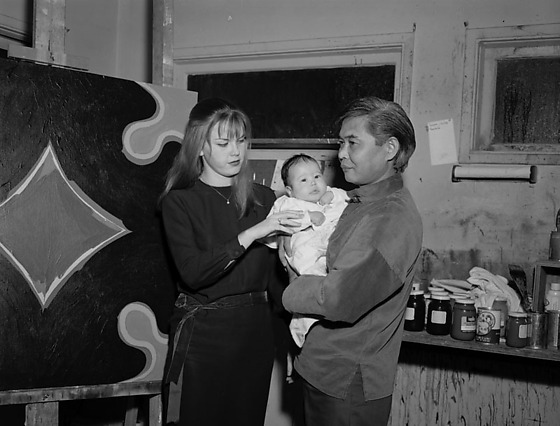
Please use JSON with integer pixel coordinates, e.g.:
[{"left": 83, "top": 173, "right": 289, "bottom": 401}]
[{"left": 266, "top": 187, "right": 348, "bottom": 347}]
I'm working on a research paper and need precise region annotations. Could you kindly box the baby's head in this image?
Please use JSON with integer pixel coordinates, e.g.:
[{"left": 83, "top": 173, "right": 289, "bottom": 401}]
[{"left": 281, "top": 154, "right": 327, "bottom": 203}]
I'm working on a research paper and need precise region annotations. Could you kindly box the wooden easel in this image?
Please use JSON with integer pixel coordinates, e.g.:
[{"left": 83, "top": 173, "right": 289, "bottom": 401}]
[
  {"left": 0, "top": 381, "right": 162, "bottom": 426},
  {"left": 3, "top": 3, "right": 170, "bottom": 425}
]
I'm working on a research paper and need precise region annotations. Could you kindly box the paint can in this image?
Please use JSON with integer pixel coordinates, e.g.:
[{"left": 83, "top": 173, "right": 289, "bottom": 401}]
[{"left": 475, "top": 307, "right": 501, "bottom": 344}]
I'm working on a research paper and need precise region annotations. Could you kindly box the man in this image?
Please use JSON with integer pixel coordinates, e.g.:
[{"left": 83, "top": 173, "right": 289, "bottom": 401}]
[{"left": 282, "top": 96, "right": 423, "bottom": 426}]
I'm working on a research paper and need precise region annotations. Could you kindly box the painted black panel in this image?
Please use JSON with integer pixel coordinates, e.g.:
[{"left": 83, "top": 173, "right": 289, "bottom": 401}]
[{"left": 0, "top": 57, "right": 178, "bottom": 390}]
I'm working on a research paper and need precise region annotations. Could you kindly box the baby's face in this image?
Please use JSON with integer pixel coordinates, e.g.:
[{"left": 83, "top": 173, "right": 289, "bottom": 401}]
[{"left": 286, "top": 161, "right": 327, "bottom": 203}]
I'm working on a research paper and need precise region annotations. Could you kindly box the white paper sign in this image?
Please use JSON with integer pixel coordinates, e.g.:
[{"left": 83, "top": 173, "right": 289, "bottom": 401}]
[{"left": 427, "top": 118, "right": 458, "bottom": 165}]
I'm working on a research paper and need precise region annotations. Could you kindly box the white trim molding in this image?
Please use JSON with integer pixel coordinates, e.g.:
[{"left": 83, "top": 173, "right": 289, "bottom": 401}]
[
  {"left": 172, "top": 31, "right": 415, "bottom": 113},
  {"left": 459, "top": 23, "right": 560, "bottom": 165}
]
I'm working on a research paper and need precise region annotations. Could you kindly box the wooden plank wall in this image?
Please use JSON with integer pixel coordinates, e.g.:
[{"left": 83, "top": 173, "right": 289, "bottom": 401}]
[{"left": 390, "top": 343, "right": 560, "bottom": 425}]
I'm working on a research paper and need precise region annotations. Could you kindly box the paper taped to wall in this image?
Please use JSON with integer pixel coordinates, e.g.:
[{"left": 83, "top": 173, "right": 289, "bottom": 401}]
[{"left": 427, "top": 118, "right": 458, "bottom": 165}]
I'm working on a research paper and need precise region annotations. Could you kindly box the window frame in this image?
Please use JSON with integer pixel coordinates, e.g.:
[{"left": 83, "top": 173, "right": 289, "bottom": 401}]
[
  {"left": 173, "top": 32, "right": 414, "bottom": 145},
  {"left": 459, "top": 23, "right": 560, "bottom": 165},
  {"left": 0, "top": 20, "right": 29, "bottom": 52}
]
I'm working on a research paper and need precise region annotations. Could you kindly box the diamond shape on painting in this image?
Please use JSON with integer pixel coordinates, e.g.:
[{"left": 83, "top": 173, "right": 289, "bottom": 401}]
[{"left": 0, "top": 143, "right": 130, "bottom": 309}]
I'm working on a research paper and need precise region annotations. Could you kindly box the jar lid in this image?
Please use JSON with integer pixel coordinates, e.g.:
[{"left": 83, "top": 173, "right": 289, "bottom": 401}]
[
  {"left": 509, "top": 311, "right": 528, "bottom": 318},
  {"left": 449, "top": 294, "right": 465, "bottom": 300},
  {"left": 551, "top": 283, "right": 560, "bottom": 291},
  {"left": 432, "top": 294, "right": 450, "bottom": 300},
  {"left": 410, "top": 290, "right": 425, "bottom": 296},
  {"left": 454, "top": 299, "right": 475, "bottom": 305}
]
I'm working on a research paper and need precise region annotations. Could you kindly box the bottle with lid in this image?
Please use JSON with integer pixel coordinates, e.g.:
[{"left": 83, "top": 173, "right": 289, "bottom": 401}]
[
  {"left": 449, "top": 294, "right": 464, "bottom": 310},
  {"left": 404, "top": 290, "right": 426, "bottom": 331},
  {"left": 450, "top": 299, "right": 477, "bottom": 341},
  {"left": 549, "top": 209, "right": 560, "bottom": 260},
  {"left": 545, "top": 283, "right": 560, "bottom": 311},
  {"left": 491, "top": 297, "right": 509, "bottom": 338},
  {"left": 423, "top": 293, "right": 431, "bottom": 324},
  {"left": 426, "top": 294, "right": 452, "bottom": 335}
]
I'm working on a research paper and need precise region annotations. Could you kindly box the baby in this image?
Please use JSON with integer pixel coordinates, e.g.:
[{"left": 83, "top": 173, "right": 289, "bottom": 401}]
[{"left": 267, "top": 154, "right": 348, "bottom": 347}]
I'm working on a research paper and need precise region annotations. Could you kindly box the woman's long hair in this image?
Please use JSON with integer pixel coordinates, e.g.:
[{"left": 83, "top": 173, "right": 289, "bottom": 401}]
[{"left": 159, "top": 98, "right": 258, "bottom": 216}]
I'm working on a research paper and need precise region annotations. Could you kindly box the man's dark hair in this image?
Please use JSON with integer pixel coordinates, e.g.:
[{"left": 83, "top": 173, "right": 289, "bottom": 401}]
[{"left": 339, "top": 97, "right": 416, "bottom": 173}]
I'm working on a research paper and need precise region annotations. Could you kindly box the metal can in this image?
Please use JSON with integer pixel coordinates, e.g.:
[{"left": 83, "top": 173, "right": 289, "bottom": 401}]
[
  {"left": 528, "top": 312, "right": 548, "bottom": 349},
  {"left": 475, "top": 307, "right": 501, "bottom": 344},
  {"left": 451, "top": 299, "right": 476, "bottom": 341},
  {"left": 546, "top": 310, "right": 560, "bottom": 348},
  {"left": 506, "top": 311, "right": 528, "bottom": 348}
]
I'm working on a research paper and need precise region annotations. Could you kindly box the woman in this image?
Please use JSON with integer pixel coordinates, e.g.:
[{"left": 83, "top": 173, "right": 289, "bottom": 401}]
[{"left": 159, "top": 98, "right": 301, "bottom": 426}]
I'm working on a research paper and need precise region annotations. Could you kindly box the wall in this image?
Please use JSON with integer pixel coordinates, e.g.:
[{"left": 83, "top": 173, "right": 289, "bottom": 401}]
[
  {"left": 0, "top": 0, "right": 151, "bottom": 82},
  {"left": 171, "top": 0, "right": 560, "bottom": 285}
]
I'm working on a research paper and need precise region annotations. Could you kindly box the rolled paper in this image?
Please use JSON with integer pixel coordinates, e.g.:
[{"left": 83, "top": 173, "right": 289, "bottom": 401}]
[{"left": 452, "top": 165, "right": 537, "bottom": 183}]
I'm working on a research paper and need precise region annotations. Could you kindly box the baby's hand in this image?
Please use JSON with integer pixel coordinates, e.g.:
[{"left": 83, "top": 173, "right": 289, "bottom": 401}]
[
  {"left": 318, "top": 190, "right": 334, "bottom": 206},
  {"left": 309, "top": 211, "right": 326, "bottom": 226}
]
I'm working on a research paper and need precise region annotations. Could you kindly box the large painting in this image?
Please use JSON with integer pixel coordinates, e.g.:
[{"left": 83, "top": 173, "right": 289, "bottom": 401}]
[{"left": 0, "top": 56, "right": 197, "bottom": 391}]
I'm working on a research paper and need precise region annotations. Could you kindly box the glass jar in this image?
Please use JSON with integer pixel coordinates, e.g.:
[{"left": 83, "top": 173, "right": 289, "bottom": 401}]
[
  {"left": 426, "top": 294, "right": 452, "bottom": 335},
  {"left": 404, "top": 290, "right": 425, "bottom": 331},
  {"left": 506, "top": 311, "right": 528, "bottom": 348},
  {"left": 450, "top": 299, "right": 477, "bottom": 341}
]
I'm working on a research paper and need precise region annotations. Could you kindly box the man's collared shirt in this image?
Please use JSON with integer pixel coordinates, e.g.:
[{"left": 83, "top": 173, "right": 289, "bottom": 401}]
[{"left": 283, "top": 174, "right": 423, "bottom": 400}]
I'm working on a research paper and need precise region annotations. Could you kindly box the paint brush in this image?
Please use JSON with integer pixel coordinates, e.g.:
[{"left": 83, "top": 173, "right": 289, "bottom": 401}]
[{"left": 508, "top": 264, "right": 532, "bottom": 312}]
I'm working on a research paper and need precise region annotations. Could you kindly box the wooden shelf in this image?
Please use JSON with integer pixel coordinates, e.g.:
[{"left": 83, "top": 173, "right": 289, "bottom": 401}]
[{"left": 402, "top": 330, "right": 560, "bottom": 362}]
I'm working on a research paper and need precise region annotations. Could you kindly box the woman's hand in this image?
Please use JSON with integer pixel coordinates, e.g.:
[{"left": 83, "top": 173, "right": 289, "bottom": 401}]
[
  {"left": 278, "top": 235, "right": 299, "bottom": 281},
  {"left": 238, "top": 210, "right": 303, "bottom": 249},
  {"left": 286, "top": 351, "right": 294, "bottom": 384}
]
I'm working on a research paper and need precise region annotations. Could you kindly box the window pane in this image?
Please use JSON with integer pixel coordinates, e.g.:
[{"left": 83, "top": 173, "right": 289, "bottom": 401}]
[
  {"left": 188, "top": 66, "right": 395, "bottom": 139},
  {"left": 492, "top": 58, "right": 560, "bottom": 149}
]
